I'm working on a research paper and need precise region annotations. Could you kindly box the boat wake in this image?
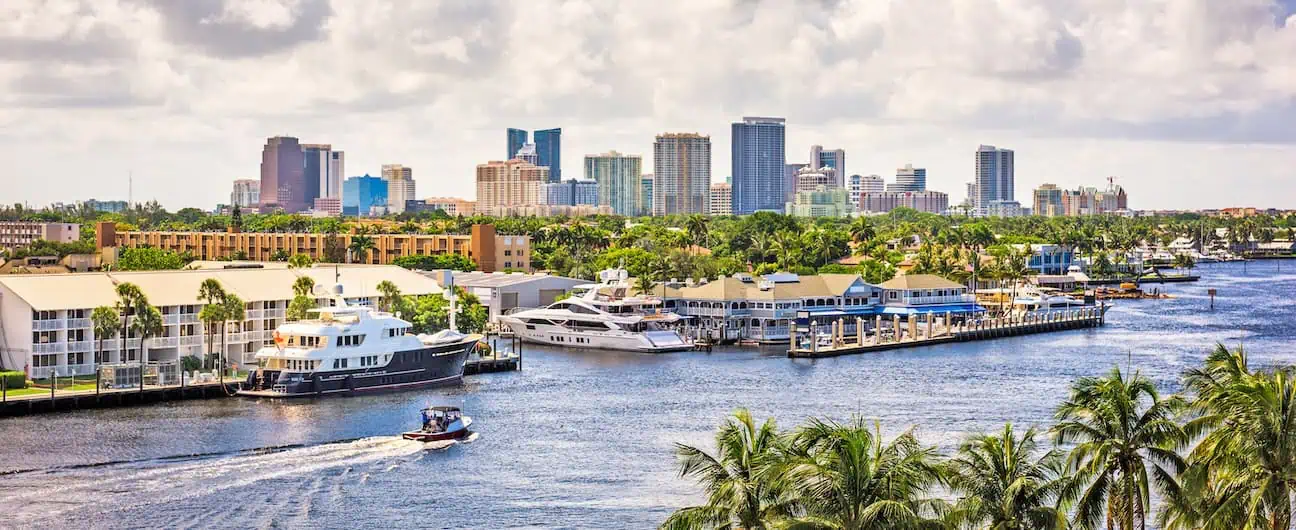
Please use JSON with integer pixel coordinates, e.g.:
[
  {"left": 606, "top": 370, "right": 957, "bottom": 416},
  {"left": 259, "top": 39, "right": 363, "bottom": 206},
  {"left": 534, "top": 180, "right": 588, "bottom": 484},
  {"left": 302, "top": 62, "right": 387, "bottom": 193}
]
[{"left": 0, "top": 436, "right": 428, "bottom": 528}]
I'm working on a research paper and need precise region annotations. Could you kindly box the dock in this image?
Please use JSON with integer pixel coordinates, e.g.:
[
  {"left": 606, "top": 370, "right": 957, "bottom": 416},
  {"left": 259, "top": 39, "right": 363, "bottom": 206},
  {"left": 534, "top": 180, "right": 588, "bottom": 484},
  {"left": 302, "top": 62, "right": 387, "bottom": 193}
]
[
  {"left": 0, "top": 379, "right": 240, "bottom": 418},
  {"left": 788, "top": 305, "right": 1106, "bottom": 358}
]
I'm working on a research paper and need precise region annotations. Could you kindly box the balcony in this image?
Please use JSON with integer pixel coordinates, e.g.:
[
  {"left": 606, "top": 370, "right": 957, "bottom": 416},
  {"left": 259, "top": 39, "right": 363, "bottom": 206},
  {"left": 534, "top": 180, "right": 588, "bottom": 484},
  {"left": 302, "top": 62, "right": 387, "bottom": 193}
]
[
  {"left": 897, "top": 294, "right": 976, "bottom": 306},
  {"left": 33, "top": 343, "right": 66, "bottom": 354},
  {"left": 265, "top": 309, "right": 286, "bottom": 319},
  {"left": 34, "top": 320, "right": 66, "bottom": 331},
  {"left": 66, "top": 340, "right": 93, "bottom": 353},
  {"left": 179, "top": 336, "right": 203, "bottom": 347},
  {"left": 66, "top": 318, "right": 91, "bottom": 329},
  {"left": 246, "top": 310, "right": 264, "bottom": 320}
]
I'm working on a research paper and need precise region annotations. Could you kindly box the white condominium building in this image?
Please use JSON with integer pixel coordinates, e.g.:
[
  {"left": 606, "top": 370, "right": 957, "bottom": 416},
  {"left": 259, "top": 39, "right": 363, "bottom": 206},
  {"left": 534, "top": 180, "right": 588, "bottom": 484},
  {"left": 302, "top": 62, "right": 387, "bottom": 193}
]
[{"left": 0, "top": 265, "right": 445, "bottom": 379}]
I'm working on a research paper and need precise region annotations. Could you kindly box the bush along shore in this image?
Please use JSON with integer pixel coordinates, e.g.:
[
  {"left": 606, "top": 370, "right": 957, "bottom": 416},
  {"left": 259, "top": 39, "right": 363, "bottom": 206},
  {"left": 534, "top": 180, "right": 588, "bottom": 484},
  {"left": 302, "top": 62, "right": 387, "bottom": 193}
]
[{"left": 662, "top": 344, "right": 1294, "bottom": 530}]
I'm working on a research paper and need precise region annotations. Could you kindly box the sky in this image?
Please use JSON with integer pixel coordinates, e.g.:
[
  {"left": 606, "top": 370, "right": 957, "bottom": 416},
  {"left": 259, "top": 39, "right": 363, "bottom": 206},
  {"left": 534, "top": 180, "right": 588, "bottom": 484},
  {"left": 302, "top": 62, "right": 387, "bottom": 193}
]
[{"left": 1, "top": 0, "right": 1295, "bottom": 211}]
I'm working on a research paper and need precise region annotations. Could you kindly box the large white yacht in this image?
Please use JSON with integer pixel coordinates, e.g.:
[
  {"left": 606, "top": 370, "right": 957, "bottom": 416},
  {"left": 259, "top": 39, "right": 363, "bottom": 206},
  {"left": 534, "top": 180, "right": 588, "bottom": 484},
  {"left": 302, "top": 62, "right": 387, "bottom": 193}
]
[
  {"left": 500, "top": 269, "right": 692, "bottom": 352},
  {"left": 237, "top": 285, "right": 481, "bottom": 398}
]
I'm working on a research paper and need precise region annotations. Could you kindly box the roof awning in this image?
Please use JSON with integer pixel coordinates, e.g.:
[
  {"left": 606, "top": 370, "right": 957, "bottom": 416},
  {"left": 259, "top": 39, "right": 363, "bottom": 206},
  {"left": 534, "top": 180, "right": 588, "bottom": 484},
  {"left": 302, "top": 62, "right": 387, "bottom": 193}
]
[
  {"left": 804, "top": 307, "right": 881, "bottom": 318},
  {"left": 880, "top": 303, "right": 986, "bottom": 316}
]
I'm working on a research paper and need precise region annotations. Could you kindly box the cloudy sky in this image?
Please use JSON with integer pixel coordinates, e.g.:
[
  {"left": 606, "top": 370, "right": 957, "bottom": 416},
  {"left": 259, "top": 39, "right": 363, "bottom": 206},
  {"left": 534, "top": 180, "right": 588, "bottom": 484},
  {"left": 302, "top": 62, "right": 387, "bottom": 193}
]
[{"left": 2, "top": 0, "right": 1295, "bottom": 211}]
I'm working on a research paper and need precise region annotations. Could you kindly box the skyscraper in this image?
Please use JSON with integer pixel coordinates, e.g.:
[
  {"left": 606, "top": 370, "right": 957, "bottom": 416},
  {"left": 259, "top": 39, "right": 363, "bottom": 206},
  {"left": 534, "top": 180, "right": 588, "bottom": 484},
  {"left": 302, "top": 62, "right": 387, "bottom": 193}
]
[
  {"left": 476, "top": 159, "right": 548, "bottom": 216},
  {"left": 543, "top": 179, "right": 599, "bottom": 206},
  {"left": 784, "top": 163, "right": 808, "bottom": 203},
  {"left": 515, "top": 143, "right": 539, "bottom": 165},
  {"left": 809, "top": 145, "right": 846, "bottom": 187},
  {"left": 975, "top": 145, "right": 1015, "bottom": 211},
  {"left": 709, "top": 183, "right": 732, "bottom": 216},
  {"left": 327, "top": 151, "right": 345, "bottom": 199},
  {"left": 381, "top": 164, "right": 415, "bottom": 213},
  {"left": 584, "top": 151, "right": 643, "bottom": 216},
  {"left": 888, "top": 164, "right": 927, "bottom": 192},
  {"left": 507, "top": 128, "right": 528, "bottom": 160},
  {"left": 641, "top": 175, "right": 654, "bottom": 216},
  {"left": 342, "top": 175, "right": 388, "bottom": 217},
  {"left": 534, "top": 128, "right": 562, "bottom": 182},
  {"left": 730, "top": 117, "right": 786, "bottom": 215},
  {"left": 259, "top": 136, "right": 306, "bottom": 213},
  {"left": 652, "top": 133, "right": 711, "bottom": 216},
  {"left": 301, "top": 143, "right": 332, "bottom": 205},
  {"left": 1033, "top": 184, "right": 1064, "bottom": 217},
  {"left": 847, "top": 174, "right": 884, "bottom": 210},
  {"left": 230, "top": 179, "right": 260, "bottom": 208}
]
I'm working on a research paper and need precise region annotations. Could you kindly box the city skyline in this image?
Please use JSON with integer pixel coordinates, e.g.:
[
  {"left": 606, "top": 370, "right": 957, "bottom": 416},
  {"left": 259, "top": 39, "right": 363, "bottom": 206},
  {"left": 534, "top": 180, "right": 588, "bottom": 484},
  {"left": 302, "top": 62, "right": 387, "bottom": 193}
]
[{"left": 3, "top": 1, "right": 1295, "bottom": 210}]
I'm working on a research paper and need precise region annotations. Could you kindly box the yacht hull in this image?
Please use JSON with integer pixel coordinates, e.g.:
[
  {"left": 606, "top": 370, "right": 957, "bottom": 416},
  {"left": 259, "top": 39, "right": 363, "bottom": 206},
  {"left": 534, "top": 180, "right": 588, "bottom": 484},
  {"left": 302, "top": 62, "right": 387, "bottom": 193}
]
[
  {"left": 237, "top": 337, "right": 478, "bottom": 398},
  {"left": 502, "top": 320, "right": 691, "bottom": 353}
]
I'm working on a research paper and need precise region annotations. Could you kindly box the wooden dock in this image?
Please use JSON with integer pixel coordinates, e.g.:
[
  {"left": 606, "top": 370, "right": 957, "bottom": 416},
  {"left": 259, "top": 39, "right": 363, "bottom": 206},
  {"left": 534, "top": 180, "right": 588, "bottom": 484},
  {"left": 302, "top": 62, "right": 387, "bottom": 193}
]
[
  {"left": 0, "top": 379, "right": 239, "bottom": 418},
  {"left": 788, "top": 305, "right": 1106, "bottom": 359}
]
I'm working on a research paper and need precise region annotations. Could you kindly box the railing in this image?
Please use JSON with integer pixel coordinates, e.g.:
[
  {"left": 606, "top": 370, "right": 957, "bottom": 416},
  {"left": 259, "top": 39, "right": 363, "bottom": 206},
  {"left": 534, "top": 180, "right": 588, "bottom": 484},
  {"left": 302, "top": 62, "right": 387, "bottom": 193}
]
[
  {"left": 149, "top": 336, "right": 179, "bottom": 348},
  {"left": 899, "top": 295, "right": 976, "bottom": 305},
  {"left": 245, "top": 310, "right": 264, "bottom": 320},
  {"left": 177, "top": 313, "right": 199, "bottom": 324},
  {"left": 66, "top": 318, "right": 91, "bottom": 329},
  {"left": 34, "top": 320, "right": 66, "bottom": 331},
  {"left": 264, "top": 309, "right": 286, "bottom": 319},
  {"left": 66, "top": 340, "right": 93, "bottom": 352},
  {"left": 179, "top": 336, "right": 203, "bottom": 347},
  {"left": 33, "top": 343, "right": 66, "bottom": 354}
]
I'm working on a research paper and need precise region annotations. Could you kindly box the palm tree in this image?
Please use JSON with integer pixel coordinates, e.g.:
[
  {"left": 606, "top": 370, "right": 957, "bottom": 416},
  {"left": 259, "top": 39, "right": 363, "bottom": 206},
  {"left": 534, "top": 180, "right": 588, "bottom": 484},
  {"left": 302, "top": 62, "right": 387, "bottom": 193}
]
[
  {"left": 849, "top": 217, "right": 877, "bottom": 247},
  {"left": 197, "top": 278, "right": 225, "bottom": 363},
  {"left": 661, "top": 409, "right": 789, "bottom": 529},
  {"left": 349, "top": 234, "right": 375, "bottom": 263},
  {"left": 946, "top": 424, "right": 1071, "bottom": 530},
  {"left": 293, "top": 275, "right": 316, "bottom": 297},
  {"left": 91, "top": 306, "right": 119, "bottom": 365},
  {"left": 219, "top": 294, "right": 245, "bottom": 379},
  {"left": 1053, "top": 367, "right": 1188, "bottom": 530},
  {"left": 114, "top": 282, "right": 146, "bottom": 362},
  {"left": 1166, "top": 345, "right": 1296, "bottom": 530},
  {"left": 635, "top": 274, "right": 656, "bottom": 296},
  {"left": 131, "top": 304, "right": 163, "bottom": 390},
  {"left": 773, "top": 416, "right": 946, "bottom": 530},
  {"left": 686, "top": 214, "right": 710, "bottom": 253},
  {"left": 377, "top": 280, "right": 401, "bottom": 312},
  {"left": 770, "top": 231, "right": 799, "bottom": 271},
  {"left": 197, "top": 304, "right": 225, "bottom": 369},
  {"left": 287, "top": 253, "right": 313, "bottom": 269}
]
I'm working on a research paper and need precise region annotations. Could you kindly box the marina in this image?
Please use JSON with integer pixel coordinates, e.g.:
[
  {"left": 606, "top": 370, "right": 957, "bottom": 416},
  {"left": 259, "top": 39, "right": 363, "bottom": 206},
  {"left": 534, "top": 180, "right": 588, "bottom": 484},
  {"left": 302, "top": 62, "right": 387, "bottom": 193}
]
[{"left": 0, "top": 260, "right": 1290, "bottom": 528}]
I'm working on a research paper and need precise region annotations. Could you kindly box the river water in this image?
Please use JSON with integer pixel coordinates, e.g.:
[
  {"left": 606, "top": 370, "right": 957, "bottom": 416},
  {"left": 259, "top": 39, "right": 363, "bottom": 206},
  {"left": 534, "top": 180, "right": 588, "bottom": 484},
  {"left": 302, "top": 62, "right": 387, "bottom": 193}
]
[{"left": 1, "top": 260, "right": 1293, "bottom": 529}]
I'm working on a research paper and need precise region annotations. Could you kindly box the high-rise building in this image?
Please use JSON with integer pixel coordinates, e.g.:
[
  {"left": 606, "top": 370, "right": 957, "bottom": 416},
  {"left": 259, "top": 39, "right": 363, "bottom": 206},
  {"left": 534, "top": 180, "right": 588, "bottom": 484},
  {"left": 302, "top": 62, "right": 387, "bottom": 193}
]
[
  {"left": 965, "top": 182, "right": 978, "bottom": 206},
  {"left": 507, "top": 128, "right": 528, "bottom": 160},
  {"left": 513, "top": 143, "right": 539, "bottom": 166},
  {"left": 584, "top": 151, "right": 643, "bottom": 216},
  {"left": 301, "top": 143, "right": 334, "bottom": 205},
  {"left": 259, "top": 136, "right": 306, "bottom": 213},
  {"left": 641, "top": 175, "right": 654, "bottom": 216},
  {"left": 809, "top": 145, "right": 845, "bottom": 188},
  {"left": 534, "top": 128, "right": 562, "bottom": 182},
  {"left": 476, "top": 159, "right": 548, "bottom": 216},
  {"left": 327, "top": 151, "right": 345, "bottom": 199},
  {"left": 730, "top": 117, "right": 786, "bottom": 215},
  {"left": 342, "top": 175, "right": 388, "bottom": 217},
  {"left": 542, "top": 179, "right": 599, "bottom": 207},
  {"left": 888, "top": 164, "right": 927, "bottom": 192},
  {"left": 786, "top": 186, "right": 851, "bottom": 218},
  {"left": 1033, "top": 184, "right": 1064, "bottom": 217},
  {"left": 709, "top": 183, "right": 732, "bottom": 216},
  {"left": 784, "top": 163, "right": 808, "bottom": 202},
  {"left": 652, "top": 133, "right": 711, "bottom": 216},
  {"left": 381, "top": 164, "right": 416, "bottom": 214},
  {"left": 794, "top": 166, "right": 837, "bottom": 193},
  {"left": 975, "top": 145, "right": 1015, "bottom": 214},
  {"left": 230, "top": 179, "right": 260, "bottom": 208},
  {"left": 847, "top": 174, "right": 884, "bottom": 210}
]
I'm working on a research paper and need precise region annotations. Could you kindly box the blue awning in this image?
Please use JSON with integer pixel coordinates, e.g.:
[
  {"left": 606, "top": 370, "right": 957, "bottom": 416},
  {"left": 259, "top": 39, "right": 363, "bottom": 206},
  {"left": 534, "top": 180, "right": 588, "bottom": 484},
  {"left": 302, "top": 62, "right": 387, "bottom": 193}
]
[{"left": 880, "top": 303, "right": 986, "bottom": 316}]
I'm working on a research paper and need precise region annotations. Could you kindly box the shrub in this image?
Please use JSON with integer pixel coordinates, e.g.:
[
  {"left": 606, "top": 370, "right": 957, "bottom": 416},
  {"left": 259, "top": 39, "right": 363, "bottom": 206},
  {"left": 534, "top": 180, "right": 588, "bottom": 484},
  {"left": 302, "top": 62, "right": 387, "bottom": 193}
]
[{"left": 0, "top": 370, "right": 26, "bottom": 390}]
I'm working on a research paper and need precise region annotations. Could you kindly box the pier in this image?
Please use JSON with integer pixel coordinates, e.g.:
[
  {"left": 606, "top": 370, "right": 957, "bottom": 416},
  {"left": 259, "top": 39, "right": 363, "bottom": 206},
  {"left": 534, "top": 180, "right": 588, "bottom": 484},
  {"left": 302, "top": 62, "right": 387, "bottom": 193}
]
[
  {"left": 788, "top": 304, "right": 1106, "bottom": 358},
  {"left": 0, "top": 379, "right": 240, "bottom": 418}
]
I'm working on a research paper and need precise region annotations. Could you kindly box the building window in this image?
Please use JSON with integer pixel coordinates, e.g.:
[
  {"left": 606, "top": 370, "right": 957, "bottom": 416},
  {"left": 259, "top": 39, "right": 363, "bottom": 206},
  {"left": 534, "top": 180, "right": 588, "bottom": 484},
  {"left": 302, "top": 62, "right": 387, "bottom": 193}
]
[{"left": 34, "top": 354, "right": 58, "bottom": 368}]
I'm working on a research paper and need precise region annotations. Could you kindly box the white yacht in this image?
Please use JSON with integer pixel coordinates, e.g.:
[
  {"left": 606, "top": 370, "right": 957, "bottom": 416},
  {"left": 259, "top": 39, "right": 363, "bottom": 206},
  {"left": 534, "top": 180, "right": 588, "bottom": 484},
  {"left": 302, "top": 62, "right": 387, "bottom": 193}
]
[
  {"left": 1012, "top": 287, "right": 1085, "bottom": 313},
  {"left": 499, "top": 269, "right": 692, "bottom": 352},
  {"left": 237, "top": 285, "right": 481, "bottom": 398}
]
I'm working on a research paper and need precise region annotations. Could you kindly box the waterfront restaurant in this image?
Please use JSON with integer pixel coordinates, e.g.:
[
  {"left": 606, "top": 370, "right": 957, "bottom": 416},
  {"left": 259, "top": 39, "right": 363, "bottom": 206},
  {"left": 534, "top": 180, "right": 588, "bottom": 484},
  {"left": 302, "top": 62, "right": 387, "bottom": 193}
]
[
  {"left": 0, "top": 265, "right": 444, "bottom": 380},
  {"left": 650, "top": 272, "right": 984, "bottom": 344}
]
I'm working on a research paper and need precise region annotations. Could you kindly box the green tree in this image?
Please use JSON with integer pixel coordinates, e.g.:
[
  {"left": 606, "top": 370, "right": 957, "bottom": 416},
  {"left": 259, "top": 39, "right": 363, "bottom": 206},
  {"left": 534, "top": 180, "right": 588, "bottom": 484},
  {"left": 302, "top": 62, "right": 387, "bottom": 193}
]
[
  {"left": 1053, "top": 367, "right": 1187, "bottom": 530},
  {"left": 91, "top": 306, "right": 119, "bottom": 365},
  {"left": 287, "top": 295, "right": 315, "bottom": 322},
  {"left": 349, "top": 234, "right": 375, "bottom": 263},
  {"left": 288, "top": 253, "right": 314, "bottom": 269},
  {"left": 392, "top": 253, "right": 476, "bottom": 272},
  {"left": 661, "top": 409, "right": 789, "bottom": 529},
  {"left": 131, "top": 304, "right": 163, "bottom": 389},
  {"left": 220, "top": 294, "right": 245, "bottom": 377},
  {"left": 197, "top": 278, "right": 226, "bottom": 365},
  {"left": 1165, "top": 345, "right": 1296, "bottom": 530},
  {"left": 114, "top": 283, "right": 146, "bottom": 362},
  {"left": 772, "top": 417, "right": 947, "bottom": 530},
  {"left": 197, "top": 304, "right": 225, "bottom": 369},
  {"left": 116, "top": 247, "right": 191, "bottom": 270},
  {"left": 293, "top": 276, "right": 316, "bottom": 297},
  {"left": 377, "top": 280, "right": 401, "bottom": 312},
  {"left": 848, "top": 217, "right": 877, "bottom": 248},
  {"left": 945, "top": 424, "right": 1071, "bottom": 530}
]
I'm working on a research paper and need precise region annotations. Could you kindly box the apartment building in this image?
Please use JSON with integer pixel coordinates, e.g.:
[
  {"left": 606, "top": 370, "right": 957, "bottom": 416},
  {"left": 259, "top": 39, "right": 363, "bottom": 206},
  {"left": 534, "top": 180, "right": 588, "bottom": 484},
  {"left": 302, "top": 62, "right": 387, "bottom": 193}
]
[
  {"left": 0, "top": 265, "right": 443, "bottom": 379},
  {"left": 105, "top": 223, "right": 529, "bottom": 272},
  {"left": 0, "top": 222, "right": 80, "bottom": 249}
]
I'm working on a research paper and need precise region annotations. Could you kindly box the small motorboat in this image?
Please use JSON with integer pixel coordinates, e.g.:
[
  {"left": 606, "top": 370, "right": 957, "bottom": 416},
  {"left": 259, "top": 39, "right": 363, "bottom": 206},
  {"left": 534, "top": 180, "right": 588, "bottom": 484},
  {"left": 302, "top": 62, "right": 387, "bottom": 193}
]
[{"left": 402, "top": 406, "right": 473, "bottom": 442}]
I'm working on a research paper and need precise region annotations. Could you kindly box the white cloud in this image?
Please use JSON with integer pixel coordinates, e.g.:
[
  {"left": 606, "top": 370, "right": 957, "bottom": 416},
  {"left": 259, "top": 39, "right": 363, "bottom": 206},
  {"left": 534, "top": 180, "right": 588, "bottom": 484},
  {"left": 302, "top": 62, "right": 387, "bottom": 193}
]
[{"left": 0, "top": 0, "right": 1293, "bottom": 210}]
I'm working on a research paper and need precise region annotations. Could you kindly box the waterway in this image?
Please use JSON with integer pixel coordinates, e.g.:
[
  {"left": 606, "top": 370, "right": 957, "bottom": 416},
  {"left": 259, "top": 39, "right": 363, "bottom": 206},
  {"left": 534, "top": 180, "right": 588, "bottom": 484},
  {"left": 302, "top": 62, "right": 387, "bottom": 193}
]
[{"left": 1, "top": 260, "right": 1293, "bottom": 529}]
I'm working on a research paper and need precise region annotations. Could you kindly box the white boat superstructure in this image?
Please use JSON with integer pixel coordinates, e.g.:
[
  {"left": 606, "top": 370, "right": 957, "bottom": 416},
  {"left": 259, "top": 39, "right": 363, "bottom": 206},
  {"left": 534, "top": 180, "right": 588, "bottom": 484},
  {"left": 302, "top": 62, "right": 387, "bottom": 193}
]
[
  {"left": 500, "top": 269, "right": 692, "bottom": 352},
  {"left": 1012, "top": 287, "right": 1085, "bottom": 313},
  {"left": 238, "top": 285, "right": 479, "bottom": 397}
]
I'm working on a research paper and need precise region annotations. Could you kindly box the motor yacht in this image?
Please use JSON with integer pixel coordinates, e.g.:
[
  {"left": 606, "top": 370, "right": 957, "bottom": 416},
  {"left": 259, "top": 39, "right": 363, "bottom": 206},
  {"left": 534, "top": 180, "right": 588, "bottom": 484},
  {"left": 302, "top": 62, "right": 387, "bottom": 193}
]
[
  {"left": 499, "top": 269, "right": 692, "bottom": 352},
  {"left": 237, "top": 285, "right": 481, "bottom": 398}
]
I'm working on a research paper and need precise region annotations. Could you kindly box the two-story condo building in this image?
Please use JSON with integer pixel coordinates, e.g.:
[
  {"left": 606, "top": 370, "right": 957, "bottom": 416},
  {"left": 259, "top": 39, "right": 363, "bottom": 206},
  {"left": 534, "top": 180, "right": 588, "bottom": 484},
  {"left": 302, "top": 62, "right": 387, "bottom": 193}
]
[{"left": 0, "top": 265, "right": 444, "bottom": 379}]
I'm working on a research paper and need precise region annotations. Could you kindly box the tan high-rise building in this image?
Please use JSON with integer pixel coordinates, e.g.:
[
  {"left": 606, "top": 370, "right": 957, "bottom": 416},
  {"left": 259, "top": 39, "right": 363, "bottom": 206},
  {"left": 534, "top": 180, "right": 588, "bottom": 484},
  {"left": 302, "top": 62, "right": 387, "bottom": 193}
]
[
  {"left": 709, "top": 183, "right": 732, "bottom": 216},
  {"left": 652, "top": 133, "right": 711, "bottom": 216},
  {"left": 381, "top": 164, "right": 416, "bottom": 213},
  {"left": 476, "top": 159, "right": 548, "bottom": 216}
]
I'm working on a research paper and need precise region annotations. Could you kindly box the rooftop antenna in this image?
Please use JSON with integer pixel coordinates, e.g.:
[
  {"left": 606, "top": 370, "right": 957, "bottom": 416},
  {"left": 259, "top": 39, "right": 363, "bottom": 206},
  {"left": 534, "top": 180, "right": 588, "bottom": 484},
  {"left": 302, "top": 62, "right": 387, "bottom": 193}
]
[{"left": 128, "top": 171, "right": 133, "bottom": 206}]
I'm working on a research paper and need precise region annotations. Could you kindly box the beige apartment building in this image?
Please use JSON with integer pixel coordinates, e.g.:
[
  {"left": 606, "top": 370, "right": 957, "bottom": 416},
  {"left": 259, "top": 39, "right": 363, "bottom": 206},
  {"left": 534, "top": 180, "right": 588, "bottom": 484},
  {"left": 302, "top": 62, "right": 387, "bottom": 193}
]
[
  {"left": 105, "top": 223, "right": 529, "bottom": 272},
  {"left": 476, "top": 159, "right": 548, "bottom": 216},
  {"left": 0, "top": 221, "right": 80, "bottom": 249}
]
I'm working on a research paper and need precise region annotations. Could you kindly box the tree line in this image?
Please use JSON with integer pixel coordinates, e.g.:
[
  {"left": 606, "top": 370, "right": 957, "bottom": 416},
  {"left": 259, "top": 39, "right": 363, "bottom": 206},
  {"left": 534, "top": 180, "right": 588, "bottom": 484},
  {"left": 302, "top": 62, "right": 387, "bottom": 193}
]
[{"left": 663, "top": 344, "right": 1293, "bottom": 530}]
